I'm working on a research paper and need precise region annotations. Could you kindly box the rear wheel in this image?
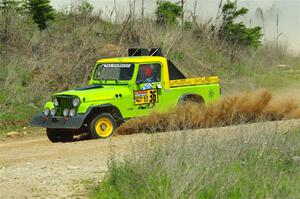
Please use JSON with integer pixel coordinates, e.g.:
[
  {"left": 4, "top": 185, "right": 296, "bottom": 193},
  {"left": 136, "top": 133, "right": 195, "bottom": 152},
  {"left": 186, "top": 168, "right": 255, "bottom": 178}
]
[
  {"left": 179, "top": 95, "right": 205, "bottom": 106},
  {"left": 89, "top": 113, "right": 117, "bottom": 139},
  {"left": 46, "top": 128, "right": 74, "bottom": 143}
]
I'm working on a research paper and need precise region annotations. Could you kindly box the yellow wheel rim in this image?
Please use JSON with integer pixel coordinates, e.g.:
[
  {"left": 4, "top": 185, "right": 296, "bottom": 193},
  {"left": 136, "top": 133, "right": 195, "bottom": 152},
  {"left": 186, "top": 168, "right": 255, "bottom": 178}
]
[{"left": 95, "top": 117, "right": 114, "bottom": 138}]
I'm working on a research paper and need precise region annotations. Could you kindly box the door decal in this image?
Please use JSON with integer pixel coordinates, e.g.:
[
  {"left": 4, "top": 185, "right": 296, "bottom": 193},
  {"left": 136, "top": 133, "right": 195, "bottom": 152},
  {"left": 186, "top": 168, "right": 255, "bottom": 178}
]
[{"left": 134, "top": 89, "right": 158, "bottom": 105}]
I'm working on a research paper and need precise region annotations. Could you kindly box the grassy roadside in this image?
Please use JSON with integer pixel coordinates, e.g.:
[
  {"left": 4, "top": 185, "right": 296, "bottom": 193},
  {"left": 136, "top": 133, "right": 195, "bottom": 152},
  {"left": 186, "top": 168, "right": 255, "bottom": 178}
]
[
  {"left": 90, "top": 127, "right": 300, "bottom": 198},
  {"left": 0, "top": 103, "right": 39, "bottom": 134}
]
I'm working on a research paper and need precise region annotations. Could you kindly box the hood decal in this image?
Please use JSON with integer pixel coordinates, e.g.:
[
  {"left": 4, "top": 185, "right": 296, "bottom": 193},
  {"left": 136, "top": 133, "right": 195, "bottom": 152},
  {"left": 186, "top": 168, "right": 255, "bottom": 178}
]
[{"left": 75, "top": 85, "right": 103, "bottom": 91}]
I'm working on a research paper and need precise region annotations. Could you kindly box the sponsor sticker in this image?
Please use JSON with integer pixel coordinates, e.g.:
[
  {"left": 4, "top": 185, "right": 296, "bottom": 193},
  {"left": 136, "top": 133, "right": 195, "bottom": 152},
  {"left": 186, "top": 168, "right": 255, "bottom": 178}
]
[{"left": 134, "top": 89, "right": 158, "bottom": 105}]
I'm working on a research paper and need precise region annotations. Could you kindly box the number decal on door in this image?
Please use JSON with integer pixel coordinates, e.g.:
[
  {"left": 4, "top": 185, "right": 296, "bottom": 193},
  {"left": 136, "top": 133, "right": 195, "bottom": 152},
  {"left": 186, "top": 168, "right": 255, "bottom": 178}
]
[{"left": 134, "top": 89, "right": 158, "bottom": 105}]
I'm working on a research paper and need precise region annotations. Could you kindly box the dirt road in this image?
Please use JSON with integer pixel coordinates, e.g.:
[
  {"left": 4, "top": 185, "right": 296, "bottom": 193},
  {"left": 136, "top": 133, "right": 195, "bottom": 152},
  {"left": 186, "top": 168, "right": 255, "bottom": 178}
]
[
  {"left": 0, "top": 132, "right": 137, "bottom": 198},
  {"left": 1, "top": 120, "right": 300, "bottom": 198}
]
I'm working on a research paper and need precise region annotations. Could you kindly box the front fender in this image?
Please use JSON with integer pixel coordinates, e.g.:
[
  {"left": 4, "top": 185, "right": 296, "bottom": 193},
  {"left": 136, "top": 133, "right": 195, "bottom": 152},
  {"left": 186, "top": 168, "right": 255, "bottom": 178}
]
[{"left": 44, "top": 101, "right": 54, "bottom": 110}]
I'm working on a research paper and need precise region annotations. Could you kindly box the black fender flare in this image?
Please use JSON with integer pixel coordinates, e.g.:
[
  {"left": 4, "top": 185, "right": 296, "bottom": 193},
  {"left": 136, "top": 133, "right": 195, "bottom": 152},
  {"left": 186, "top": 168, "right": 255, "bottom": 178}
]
[{"left": 83, "top": 103, "right": 124, "bottom": 125}]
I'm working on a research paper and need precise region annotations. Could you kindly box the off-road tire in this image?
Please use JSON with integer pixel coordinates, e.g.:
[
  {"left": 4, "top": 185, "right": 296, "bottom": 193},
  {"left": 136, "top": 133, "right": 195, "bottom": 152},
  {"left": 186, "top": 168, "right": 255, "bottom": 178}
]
[
  {"left": 46, "top": 128, "right": 74, "bottom": 143},
  {"left": 89, "top": 113, "right": 117, "bottom": 139},
  {"left": 179, "top": 95, "right": 205, "bottom": 107}
]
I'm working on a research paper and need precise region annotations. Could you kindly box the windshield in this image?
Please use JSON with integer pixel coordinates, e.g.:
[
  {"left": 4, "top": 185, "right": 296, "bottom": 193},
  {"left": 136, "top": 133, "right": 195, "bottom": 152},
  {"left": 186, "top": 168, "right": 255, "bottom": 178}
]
[{"left": 94, "top": 63, "right": 135, "bottom": 81}]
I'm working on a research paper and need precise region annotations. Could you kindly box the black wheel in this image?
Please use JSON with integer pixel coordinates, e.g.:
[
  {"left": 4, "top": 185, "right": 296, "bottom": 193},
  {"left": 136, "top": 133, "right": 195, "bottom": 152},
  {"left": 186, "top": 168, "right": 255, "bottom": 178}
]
[
  {"left": 89, "top": 113, "right": 117, "bottom": 139},
  {"left": 46, "top": 128, "right": 74, "bottom": 143}
]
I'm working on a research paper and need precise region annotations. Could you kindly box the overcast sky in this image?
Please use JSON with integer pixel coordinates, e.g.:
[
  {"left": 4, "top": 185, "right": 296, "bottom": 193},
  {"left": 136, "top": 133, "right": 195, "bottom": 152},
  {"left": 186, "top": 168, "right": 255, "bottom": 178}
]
[{"left": 50, "top": 0, "right": 300, "bottom": 53}]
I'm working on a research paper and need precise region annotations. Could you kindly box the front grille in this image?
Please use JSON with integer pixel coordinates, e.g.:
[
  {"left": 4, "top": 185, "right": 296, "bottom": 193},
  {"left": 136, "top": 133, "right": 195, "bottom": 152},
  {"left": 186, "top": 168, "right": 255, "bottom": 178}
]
[{"left": 56, "top": 96, "right": 73, "bottom": 116}]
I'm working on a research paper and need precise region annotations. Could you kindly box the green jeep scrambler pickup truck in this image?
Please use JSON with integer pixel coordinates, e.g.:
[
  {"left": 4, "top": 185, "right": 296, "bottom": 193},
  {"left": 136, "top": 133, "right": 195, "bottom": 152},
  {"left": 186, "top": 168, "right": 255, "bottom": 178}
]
[{"left": 31, "top": 48, "right": 221, "bottom": 142}]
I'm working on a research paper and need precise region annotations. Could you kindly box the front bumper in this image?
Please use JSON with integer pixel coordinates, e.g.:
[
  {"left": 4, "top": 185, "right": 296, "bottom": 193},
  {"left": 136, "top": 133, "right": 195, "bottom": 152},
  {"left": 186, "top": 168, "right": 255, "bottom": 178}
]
[{"left": 30, "top": 113, "right": 87, "bottom": 129}]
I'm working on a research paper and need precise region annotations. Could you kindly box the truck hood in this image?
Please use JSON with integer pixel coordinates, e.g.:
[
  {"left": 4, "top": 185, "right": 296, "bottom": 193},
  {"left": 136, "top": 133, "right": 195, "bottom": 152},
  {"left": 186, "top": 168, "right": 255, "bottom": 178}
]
[{"left": 54, "top": 85, "right": 131, "bottom": 102}]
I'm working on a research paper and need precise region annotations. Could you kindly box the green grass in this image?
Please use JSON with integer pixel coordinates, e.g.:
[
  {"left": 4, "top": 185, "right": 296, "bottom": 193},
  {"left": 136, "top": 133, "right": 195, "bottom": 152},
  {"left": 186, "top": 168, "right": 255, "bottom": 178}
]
[
  {"left": 91, "top": 128, "right": 300, "bottom": 199},
  {"left": 0, "top": 62, "right": 40, "bottom": 132},
  {"left": 0, "top": 104, "right": 38, "bottom": 121},
  {"left": 254, "top": 70, "right": 300, "bottom": 89},
  {"left": 0, "top": 103, "right": 39, "bottom": 133}
]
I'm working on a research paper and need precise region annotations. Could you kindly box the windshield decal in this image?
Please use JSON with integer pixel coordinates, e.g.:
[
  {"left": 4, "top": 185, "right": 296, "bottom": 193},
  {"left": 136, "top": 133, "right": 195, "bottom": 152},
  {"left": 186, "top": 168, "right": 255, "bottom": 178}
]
[{"left": 100, "top": 64, "right": 132, "bottom": 68}]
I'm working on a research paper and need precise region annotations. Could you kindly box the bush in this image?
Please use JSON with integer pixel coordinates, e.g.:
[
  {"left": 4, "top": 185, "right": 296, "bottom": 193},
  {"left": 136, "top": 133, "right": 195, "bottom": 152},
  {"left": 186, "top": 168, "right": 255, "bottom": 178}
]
[
  {"left": 78, "top": 0, "right": 94, "bottom": 15},
  {"left": 219, "top": 1, "right": 263, "bottom": 48},
  {"left": 155, "top": 1, "right": 182, "bottom": 26},
  {"left": 25, "top": 0, "right": 55, "bottom": 31}
]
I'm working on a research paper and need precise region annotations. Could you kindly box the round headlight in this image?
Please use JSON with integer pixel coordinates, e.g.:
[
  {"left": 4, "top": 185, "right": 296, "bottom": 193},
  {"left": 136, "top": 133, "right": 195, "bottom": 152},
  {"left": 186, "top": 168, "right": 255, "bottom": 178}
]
[
  {"left": 72, "top": 98, "right": 80, "bottom": 107},
  {"left": 43, "top": 108, "right": 50, "bottom": 116},
  {"left": 69, "top": 109, "right": 76, "bottom": 117},
  {"left": 54, "top": 98, "right": 59, "bottom": 106},
  {"left": 63, "top": 109, "right": 69, "bottom": 117},
  {"left": 50, "top": 109, "right": 56, "bottom": 116}
]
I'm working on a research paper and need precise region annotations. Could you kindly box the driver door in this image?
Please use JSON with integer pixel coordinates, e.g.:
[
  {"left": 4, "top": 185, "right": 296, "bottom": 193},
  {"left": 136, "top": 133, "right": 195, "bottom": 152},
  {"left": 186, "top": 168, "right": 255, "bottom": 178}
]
[{"left": 133, "top": 63, "right": 163, "bottom": 116}]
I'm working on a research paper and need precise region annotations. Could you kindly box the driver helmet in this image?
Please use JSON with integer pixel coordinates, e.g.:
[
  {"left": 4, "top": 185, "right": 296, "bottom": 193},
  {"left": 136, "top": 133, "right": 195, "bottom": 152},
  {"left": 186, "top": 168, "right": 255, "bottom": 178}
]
[{"left": 144, "top": 65, "right": 152, "bottom": 77}]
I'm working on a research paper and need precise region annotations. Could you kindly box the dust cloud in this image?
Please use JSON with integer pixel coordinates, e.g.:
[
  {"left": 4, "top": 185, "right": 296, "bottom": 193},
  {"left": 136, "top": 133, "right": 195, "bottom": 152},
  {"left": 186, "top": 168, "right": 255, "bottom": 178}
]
[{"left": 117, "top": 89, "right": 300, "bottom": 135}]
